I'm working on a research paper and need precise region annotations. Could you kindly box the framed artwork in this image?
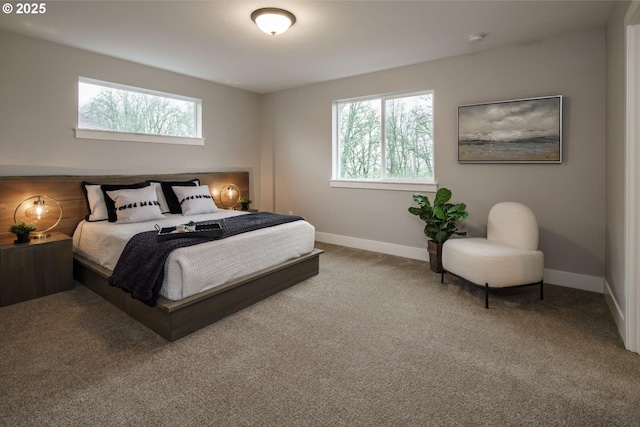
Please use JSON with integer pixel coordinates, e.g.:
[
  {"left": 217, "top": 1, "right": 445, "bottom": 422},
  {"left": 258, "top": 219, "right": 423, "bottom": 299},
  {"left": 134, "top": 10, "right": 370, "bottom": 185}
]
[{"left": 457, "top": 95, "right": 562, "bottom": 163}]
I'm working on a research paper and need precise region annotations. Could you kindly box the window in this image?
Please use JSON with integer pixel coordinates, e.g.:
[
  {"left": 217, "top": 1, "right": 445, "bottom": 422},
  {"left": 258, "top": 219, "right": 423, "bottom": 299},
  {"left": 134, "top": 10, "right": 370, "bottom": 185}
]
[
  {"left": 332, "top": 90, "right": 435, "bottom": 191},
  {"left": 76, "top": 77, "right": 203, "bottom": 146}
]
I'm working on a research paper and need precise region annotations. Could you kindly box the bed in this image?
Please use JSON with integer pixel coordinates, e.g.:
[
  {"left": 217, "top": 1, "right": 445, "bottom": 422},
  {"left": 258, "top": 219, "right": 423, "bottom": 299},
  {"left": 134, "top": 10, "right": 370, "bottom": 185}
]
[{"left": 0, "top": 172, "right": 322, "bottom": 341}]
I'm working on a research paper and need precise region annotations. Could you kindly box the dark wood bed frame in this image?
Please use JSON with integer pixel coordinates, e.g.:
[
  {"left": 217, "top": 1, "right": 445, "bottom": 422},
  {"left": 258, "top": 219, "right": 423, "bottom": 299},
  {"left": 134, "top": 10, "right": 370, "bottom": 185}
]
[{"left": 0, "top": 172, "right": 322, "bottom": 341}]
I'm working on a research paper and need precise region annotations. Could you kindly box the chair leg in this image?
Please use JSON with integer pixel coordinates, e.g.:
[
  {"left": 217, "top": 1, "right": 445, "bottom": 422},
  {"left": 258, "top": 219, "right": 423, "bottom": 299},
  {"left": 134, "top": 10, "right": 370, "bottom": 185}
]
[
  {"left": 441, "top": 269, "right": 444, "bottom": 284},
  {"left": 540, "top": 281, "right": 544, "bottom": 300},
  {"left": 485, "top": 283, "right": 489, "bottom": 309}
]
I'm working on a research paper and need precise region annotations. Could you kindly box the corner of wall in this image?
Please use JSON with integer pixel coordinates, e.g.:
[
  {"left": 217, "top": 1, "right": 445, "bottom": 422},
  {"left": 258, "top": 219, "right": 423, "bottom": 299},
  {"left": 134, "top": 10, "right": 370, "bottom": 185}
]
[{"left": 605, "top": 279, "right": 626, "bottom": 340}]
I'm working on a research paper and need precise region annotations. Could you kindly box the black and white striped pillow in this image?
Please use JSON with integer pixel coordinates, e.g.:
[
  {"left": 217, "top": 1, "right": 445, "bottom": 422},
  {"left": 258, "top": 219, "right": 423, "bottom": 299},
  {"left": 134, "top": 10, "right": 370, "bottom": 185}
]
[
  {"left": 106, "top": 185, "right": 165, "bottom": 223},
  {"left": 172, "top": 185, "right": 219, "bottom": 216}
]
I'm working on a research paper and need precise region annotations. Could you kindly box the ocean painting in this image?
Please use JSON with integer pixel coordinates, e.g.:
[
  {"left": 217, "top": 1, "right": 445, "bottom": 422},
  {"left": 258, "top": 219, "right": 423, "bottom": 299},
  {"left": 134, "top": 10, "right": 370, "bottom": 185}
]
[{"left": 458, "top": 96, "right": 562, "bottom": 163}]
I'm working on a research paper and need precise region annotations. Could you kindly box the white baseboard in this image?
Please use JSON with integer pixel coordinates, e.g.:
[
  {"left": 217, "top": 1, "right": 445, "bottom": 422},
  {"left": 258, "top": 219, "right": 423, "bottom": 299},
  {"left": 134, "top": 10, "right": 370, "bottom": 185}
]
[
  {"left": 604, "top": 279, "right": 625, "bottom": 339},
  {"left": 315, "top": 232, "right": 429, "bottom": 261},
  {"left": 542, "top": 269, "right": 604, "bottom": 293},
  {"left": 315, "top": 231, "right": 604, "bottom": 294}
]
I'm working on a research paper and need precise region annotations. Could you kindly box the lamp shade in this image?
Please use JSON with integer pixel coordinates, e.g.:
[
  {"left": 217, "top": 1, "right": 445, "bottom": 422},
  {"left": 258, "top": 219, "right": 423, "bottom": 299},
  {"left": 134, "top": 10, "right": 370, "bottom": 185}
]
[
  {"left": 25, "top": 198, "right": 50, "bottom": 220},
  {"left": 251, "top": 8, "right": 296, "bottom": 36}
]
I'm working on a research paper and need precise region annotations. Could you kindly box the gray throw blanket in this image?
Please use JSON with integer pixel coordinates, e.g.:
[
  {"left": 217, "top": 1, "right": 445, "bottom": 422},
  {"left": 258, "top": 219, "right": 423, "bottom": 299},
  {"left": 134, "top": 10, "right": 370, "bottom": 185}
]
[{"left": 108, "top": 212, "right": 304, "bottom": 307}]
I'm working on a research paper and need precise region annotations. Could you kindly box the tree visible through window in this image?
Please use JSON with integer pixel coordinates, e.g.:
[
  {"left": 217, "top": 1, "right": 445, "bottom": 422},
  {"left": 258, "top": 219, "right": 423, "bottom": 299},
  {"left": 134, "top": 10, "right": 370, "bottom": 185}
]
[
  {"left": 78, "top": 78, "right": 201, "bottom": 139},
  {"left": 336, "top": 91, "right": 434, "bottom": 181}
]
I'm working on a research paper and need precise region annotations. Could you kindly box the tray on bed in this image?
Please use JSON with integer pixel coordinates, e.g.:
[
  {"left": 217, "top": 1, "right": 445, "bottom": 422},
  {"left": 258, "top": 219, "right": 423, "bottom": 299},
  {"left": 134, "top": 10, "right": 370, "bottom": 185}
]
[{"left": 156, "top": 223, "right": 222, "bottom": 241}]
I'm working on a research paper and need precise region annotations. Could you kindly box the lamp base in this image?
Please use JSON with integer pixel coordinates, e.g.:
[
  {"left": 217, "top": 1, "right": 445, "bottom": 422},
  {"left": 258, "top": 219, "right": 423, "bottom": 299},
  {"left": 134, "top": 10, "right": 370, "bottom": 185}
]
[{"left": 31, "top": 232, "right": 51, "bottom": 239}]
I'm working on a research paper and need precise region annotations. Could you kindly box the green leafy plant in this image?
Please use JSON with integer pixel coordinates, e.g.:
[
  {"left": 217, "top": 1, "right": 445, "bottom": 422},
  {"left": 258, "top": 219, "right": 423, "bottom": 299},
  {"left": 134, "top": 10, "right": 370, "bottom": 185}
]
[
  {"left": 408, "top": 188, "right": 468, "bottom": 244},
  {"left": 8, "top": 220, "right": 37, "bottom": 235},
  {"left": 239, "top": 198, "right": 252, "bottom": 210}
]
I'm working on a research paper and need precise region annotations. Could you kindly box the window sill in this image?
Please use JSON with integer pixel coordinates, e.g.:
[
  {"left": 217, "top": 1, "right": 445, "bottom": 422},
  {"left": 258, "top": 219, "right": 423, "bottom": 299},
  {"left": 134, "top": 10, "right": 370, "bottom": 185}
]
[
  {"left": 329, "top": 179, "right": 437, "bottom": 192},
  {"left": 75, "top": 129, "right": 205, "bottom": 146}
]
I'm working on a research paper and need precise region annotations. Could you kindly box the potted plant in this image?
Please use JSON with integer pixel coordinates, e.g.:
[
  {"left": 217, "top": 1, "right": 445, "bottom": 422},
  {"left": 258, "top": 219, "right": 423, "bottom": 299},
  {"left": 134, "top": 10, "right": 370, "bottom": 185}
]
[
  {"left": 408, "top": 188, "right": 468, "bottom": 272},
  {"left": 239, "top": 198, "right": 252, "bottom": 211},
  {"left": 9, "top": 220, "right": 37, "bottom": 244}
]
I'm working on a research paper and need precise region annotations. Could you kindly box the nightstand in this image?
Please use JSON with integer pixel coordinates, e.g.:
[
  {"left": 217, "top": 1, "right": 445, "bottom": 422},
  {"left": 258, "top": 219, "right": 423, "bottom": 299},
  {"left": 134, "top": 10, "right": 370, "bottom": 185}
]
[{"left": 0, "top": 232, "right": 73, "bottom": 307}]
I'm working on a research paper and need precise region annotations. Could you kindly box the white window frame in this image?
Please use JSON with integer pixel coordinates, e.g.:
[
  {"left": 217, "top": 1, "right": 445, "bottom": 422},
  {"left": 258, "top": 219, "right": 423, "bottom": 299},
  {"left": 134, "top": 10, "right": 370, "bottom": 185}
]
[
  {"left": 75, "top": 77, "right": 204, "bottom": 146},
  {"left": 331, "top": 89, "right": 437, "bottom": 192}
]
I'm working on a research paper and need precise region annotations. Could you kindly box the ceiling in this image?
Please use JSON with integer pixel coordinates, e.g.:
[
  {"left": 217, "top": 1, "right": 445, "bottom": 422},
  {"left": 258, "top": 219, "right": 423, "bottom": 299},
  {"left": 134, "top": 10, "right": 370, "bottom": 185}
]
[{"left": 0, "top": 1, "right": 616, "bottom": 94}]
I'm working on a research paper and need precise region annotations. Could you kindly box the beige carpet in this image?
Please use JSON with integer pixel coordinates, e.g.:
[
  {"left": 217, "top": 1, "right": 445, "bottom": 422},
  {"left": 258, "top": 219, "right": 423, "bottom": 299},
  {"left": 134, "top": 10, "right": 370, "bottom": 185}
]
[{"left": 1, "top": 242, "right": 639, "bottom": 427}]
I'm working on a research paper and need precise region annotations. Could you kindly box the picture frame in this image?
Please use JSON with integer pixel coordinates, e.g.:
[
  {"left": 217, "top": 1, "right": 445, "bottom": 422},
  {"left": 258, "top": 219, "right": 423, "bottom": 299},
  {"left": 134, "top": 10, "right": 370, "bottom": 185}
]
[{"left": 457, "top": 95, "right": 562, "bottom": 163}]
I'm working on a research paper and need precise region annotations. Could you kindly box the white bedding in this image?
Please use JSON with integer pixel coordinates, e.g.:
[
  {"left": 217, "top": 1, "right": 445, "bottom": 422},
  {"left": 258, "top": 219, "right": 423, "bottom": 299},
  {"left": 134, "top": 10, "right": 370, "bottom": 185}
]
[{"left": 72, "top": 210, "right": 315, "bottom": 301}]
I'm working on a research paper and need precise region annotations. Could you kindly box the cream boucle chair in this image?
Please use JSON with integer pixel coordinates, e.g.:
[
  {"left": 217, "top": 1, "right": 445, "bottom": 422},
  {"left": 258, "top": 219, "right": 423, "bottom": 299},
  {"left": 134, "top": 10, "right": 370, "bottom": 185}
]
[{"left": 441, "top": 201, "right": 544, "bottom": 308}]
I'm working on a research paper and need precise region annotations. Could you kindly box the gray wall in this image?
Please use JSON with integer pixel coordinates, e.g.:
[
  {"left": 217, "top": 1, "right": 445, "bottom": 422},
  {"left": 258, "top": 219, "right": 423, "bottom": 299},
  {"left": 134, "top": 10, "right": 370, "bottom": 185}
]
[
  {"left": 605, "top": 2, "right": 631, "bottom": 321},
  {"left": 0, "top": 27, "right": 610, "bottom": 281},
  {"left": 263, "top": 29, "right": 607, "bottom": 278},
  {"left": 0, "top": 30, "right": 262, "bottom": 203}
]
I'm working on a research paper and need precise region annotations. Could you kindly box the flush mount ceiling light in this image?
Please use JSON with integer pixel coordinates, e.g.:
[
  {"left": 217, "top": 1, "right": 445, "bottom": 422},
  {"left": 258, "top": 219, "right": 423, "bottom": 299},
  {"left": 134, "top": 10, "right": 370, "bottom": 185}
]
[
  {"left": 251, "top": 8, "right": 296, "bottom": 36},
  {"left": 468, "top": 33, "right": 486, "bottom": 44}
]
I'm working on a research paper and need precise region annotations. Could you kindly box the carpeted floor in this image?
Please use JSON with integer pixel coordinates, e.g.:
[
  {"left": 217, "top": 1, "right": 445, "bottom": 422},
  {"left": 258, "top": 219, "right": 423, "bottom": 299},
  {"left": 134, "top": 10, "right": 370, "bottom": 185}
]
[{"left": 1, "top": 242, "right": 639, "bottom": 427}]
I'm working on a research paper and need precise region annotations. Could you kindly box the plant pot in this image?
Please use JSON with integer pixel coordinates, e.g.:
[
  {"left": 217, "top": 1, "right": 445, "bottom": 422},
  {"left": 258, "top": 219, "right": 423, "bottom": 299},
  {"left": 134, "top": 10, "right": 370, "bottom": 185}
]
[
  {"left": 427, "top": 240, "right": 443, "bottom": 273},
  {"left": 241, "top": 203, "right": 249, "bottom": 211},
  {"left": 14, "top": 232, "right": 31, "bottom": 244}
]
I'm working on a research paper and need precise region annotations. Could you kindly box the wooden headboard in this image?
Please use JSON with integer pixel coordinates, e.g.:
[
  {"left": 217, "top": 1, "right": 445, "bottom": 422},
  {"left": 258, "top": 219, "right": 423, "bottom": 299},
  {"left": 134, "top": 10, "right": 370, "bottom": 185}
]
[{"left": 0, "top": 171, "right": 249, "bottom": 240}]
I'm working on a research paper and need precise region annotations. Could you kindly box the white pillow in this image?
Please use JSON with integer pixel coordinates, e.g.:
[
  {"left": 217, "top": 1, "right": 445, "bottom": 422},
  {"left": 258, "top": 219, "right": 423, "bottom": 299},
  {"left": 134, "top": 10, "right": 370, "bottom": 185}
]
[
  {"left": 149, "top": 181, "right": 171, "bottom": 213},
  {"left": 85, "top": 184, "right": 109, "bottom": 221},
  {"left": 172, "top": 185, "right": 219, "bottom": 215},
  {"left": 106, "top": 185, "right": 165, "bottom": 223}
]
